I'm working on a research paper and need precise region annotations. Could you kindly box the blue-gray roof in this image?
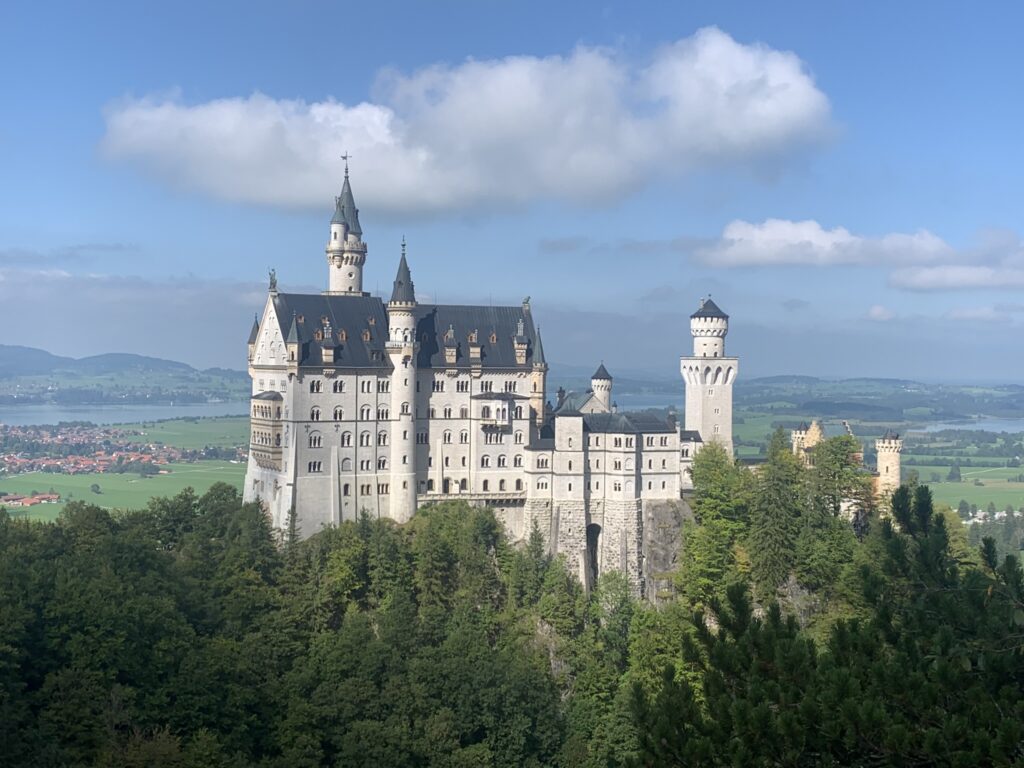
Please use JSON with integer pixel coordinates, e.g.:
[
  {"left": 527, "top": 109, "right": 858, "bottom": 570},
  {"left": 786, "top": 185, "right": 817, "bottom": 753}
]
[
  {"left": 331, "top": 175, "right": 362, "bottom": 236},
  {"left": 580, "top": 411, "right": 675, "bottom": 434},
  {"left": 691, "top": 297, "right": 728, "bottom": 319},
  {"left": 248, "top": 314, "right": 260, "bottom": 344},
  {"left": 390, "top": 253, "right": 416, "bottom": 304},
  {"left": 592, "top": 363, "right": 612, "bottom": 380},
  {"left": 270, "top": 293, "right": 541, "bottom": 371}
]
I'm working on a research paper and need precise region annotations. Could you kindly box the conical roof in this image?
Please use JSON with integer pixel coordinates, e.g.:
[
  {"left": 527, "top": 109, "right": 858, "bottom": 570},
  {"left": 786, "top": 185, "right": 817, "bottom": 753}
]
[
  {"left": 533, "top": 327, "right": 546, "bottom": 365},
  {"left": 247, "top": 314, "right": 260, "bottom": 344},
  {"left": 330, "top": 174, "right": 362, "bottom": 237},
  {"left": 691, "top": 297, "right": 728, "bottom": 319},
  {"left": 286, "top": 312, "right": 301, "bottom": 344},
  {"left": 592, "top": 362, "right": 612, "bottom": 381},
  {"left": 390, "top": 251, "right": 416, "bottom": 304}
]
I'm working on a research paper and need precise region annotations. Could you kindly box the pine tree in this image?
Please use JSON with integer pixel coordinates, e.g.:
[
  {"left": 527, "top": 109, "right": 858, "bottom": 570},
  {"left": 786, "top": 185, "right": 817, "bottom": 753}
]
[{"left": 749, "top": 429, "right": 803, "bottom": 595}]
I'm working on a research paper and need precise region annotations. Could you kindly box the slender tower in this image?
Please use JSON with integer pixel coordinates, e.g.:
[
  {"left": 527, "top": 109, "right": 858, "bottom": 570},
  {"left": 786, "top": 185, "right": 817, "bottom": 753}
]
[
  {"left": 325, "top": 158, "right": 368, "bottom": 295},
  {"left": 386, "top": 240, "right": 419, "bottom": 522},
  {"left": 680, "top": 297, "right": 738, "bottom": 456},
  {"left": 875, "top": 429, "right": 903, "bottom": 505},
  {"left": 590, "top": 363, "right": 613, "bottom": 412}
]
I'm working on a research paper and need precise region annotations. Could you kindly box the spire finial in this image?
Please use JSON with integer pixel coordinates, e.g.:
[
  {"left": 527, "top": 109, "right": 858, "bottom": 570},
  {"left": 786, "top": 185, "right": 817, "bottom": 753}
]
[
  {"left": 341, "top": 152, "right": 352, "bottom": 177},
  {"left": 401, "top": 235, "right": 406, "bottom": 258}
]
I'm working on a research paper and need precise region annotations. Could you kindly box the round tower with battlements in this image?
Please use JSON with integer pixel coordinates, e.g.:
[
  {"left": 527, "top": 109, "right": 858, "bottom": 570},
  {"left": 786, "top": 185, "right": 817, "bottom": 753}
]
[
  {"left": 591, "top": 363, "right": 612, "bottom": 413},
  {"left": 875, "top": 429, "right": 903, "bottom": 504},
  {"left": 680, "top": 297, "right": 738, "bottom": 456}
]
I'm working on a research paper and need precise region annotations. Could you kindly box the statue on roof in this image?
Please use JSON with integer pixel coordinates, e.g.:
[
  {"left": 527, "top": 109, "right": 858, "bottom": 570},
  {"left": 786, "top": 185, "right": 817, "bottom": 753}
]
[{"left": 269, "top": 268, "right": 277, "bottom": 292}]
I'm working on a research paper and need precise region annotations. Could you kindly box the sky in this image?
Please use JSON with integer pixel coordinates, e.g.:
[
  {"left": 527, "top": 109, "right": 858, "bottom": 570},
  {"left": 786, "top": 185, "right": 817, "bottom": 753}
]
[{"left": 2, "top": 1, "right": 1024, "bottom": 381}]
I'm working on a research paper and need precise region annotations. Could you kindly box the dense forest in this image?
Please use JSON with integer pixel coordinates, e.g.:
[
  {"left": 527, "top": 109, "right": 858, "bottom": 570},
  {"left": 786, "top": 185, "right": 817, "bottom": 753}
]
[{"left": 1, "top": 431, "right": 1023, "bottom": 766}]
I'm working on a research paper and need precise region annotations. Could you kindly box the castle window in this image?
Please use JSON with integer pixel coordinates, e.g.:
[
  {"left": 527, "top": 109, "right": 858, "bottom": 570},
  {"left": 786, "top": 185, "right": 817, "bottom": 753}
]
[
  {"left": 456, "top": 380, "right": 470, "bottom": 393},
  {"left": 499, "top": 479, "right": 506, "bottom": 491},
  {"left": 378, "top": 431, "right": 388, "bottom": 446},
  {"left": 483, "top": 480, "right": 489, "bottom": 492},
  {"left": 443, "top": 430, "right": 452, "bottom": 444},
  {"left": 342, "top": 458, "right": 352, "bottom": 471},
  {"left": 377, "top": 407, "right": 389, "bottom": 420},
  {"left": 504, "top": 381, "right": 517, "bottom": 393},
  {"left": 443, "top": 406, "right": 452, "bottom": 419},
  {"left": 460, "top": 479, "right": 467, "bottom": 491},
  {"left": 444, "top": 456, "right": 450, "bottom": 467},
  {"left": 377, "top": 458, "right": 388, "bottom": 470},
  {"left": 360, "top": 431, "right": 371, "bottom": 447},
  {"left": 378, "top": 379, "right": 390, "bottom": 393},
  {"left": 515, "top": 479, "right": 522, "bottom": 491},
  {"left": 515, "top": 431, "right": 523, "bottom": 445},
  {"left": 568, "top": 483, "right": 572, "bottom": 492},
  {"left": 498, "top": 455, "right": 507, "bottom": 467},
  {"left": 333, "top": 380, "right": 345, "bottom": 393},
  {"left": 432, "top": 380, "right": 445, "bottom": 392},
  {"left": 514, "top": 406, "right": 523, "bottom": 419},
  {"left": 416, "top": 432, "right": 427, "bottom": 444},
  {"left": 480, "top": 381, "right": 493, "bottom": 393},
  {"left": 310, "top": 380, "right": 322, "bottom": 393},
  {"left": 430, "top": 407, "right": 436, "bottom": 418},
  {"left": 646, "top": 436, "right": 654, "bottom": 447},
  {"left": 460, "top": 406, "right": 469, "bottom": 418},
  {"left": 481, "top": 455, "right": 491, "bottom": 468},
  {"left": 342, "top": 432, "right": 352, "bottom": 447},
  {"left": 360, "top": 405, "right": 371, "bottom": 420},
  {"left": 307, "top": 461, "right": 322, "bottom": 473},
  {"left": 308, "top": 433, "right": 322, "bottom": 448},
  {"left": 460, "top": 431, "right": 469, "bottom": 444},
  {"left": 626, "top": 437, "right": 634, "bottom": 448},
  {"left": 362, "top": 330, "right": 371, "bottom": 342},
  {"left": 334, "top": 406, "right": 344, "bottom": 421},
  {"left": 538, "top": 457, "right": 549, "bottom": 469},
  {"left": 461, "top": 457, "right": 467, "bottom": 467},
  {"left": 310, "top": 407, "right": 321, "bottom": 422},
  {"left": 537, "top": 480, "right": 548, "bottom": 490},
  {"left": 568, "top": 460, "right": 573, "bottom": 471},
  {"left": 427, "top": 479, "right": 435, "bottom": 491},
  {"left": 481, "top": 406, "right": 491, "bottom": 419},
  {"left": 513, "top": 454, "right": 523, "bottom": 467},
  {"left": 401, "top": 402, "right": 410, "bottom": 415},
  {"left": 343, "top": 483, "right": 350, "bottom": 496}
]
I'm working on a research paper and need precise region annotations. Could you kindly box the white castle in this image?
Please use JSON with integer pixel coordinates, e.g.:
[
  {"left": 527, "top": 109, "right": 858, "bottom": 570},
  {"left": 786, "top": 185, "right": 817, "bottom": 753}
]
[{"left": 243, "top": 169, "right": 737, "bottom": 594}]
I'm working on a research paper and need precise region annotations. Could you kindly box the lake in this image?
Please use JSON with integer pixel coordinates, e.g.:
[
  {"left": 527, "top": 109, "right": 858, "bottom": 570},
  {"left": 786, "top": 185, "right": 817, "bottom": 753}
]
[
  {"left": 917, "top": 418, "right": 1024, "bottom": 434},
  {"left": 0, "top": 401, "right": 250, "bottom": 427}
]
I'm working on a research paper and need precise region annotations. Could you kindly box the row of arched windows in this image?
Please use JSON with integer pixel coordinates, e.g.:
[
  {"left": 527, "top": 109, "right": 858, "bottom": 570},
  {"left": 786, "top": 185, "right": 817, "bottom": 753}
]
[{"left": 309, "top": 406, "right": 392, "bottom": 421}]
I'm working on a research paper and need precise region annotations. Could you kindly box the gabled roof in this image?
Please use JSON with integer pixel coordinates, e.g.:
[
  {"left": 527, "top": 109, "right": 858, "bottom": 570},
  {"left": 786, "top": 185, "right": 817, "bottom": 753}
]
[
  {"left": 691, "top": 297, "right": 728, "bottom": 319},
  {"left": 592, "top": 363, "right": 612, "bottom": 381},
  {"left": 248, "top": 314, "right": 260, "bottom": 344},
  {"left": 390, "top": 252, "right": 416, "bottom": 304},
  {"left": 553, "top": 390, "right": 594, "bottom": 414}
]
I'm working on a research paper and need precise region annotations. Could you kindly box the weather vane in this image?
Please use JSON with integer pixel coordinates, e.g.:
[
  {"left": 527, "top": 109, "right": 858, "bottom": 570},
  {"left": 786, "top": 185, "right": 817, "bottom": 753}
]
[{"left": 341, "top": 152, "right": 352, "bottom": 177}]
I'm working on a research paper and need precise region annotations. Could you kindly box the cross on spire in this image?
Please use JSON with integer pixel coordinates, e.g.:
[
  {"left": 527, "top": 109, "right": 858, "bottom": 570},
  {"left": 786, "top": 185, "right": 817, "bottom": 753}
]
[
  {"left": 340, "top": 152, "right": 352, "bottom": 177},
  {"left": 401, "top": 235, "right": 406, "bottom": 258}
]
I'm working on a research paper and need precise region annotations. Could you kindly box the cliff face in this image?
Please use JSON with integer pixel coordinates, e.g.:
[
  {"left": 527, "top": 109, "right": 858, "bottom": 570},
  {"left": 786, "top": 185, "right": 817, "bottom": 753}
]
[{"left": 642, "top": 498, "right": 693, "bottom": 603}]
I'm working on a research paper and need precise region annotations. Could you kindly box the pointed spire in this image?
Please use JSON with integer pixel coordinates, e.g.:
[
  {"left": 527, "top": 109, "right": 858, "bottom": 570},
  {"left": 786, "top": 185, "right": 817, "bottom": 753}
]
[
  {"left": 286, "top": 312, "right": 301, "bottom": 344},
  {"left": 248, "top": 313, "right": 260, "bottom": 344},
  {"left": 592, "top": 362, "right": 612, "bottom": 381},
  {"left": 533, "top": 326, "right": 546, "bottom": 366},
  {"left": 389, "top": 238, "right": 416, "bottom": 305}
]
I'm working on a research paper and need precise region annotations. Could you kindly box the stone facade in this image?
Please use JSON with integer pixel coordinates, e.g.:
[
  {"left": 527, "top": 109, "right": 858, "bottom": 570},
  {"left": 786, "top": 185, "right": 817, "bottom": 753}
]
[{"left": 243, "top": 170, "right": 736, "bottom": 596}]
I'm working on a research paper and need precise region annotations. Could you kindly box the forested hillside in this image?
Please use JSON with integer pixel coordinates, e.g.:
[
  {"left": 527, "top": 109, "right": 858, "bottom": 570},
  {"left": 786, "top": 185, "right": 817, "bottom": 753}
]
[{"left": 2, "top": 436, "right": 1023, "bottom": 766}]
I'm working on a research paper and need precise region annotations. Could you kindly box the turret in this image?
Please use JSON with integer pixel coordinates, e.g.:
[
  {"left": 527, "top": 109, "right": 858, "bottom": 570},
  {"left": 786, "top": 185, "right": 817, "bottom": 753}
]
[
  {"left": 875, "top": 429, "right": 903, "bottom": 503},
  {"left": 591, "top": 363, "right": 612, "bottom": 413},
  {"left": 690, "top": 297, "right": 729, "bottom": 357},
  {"left": 247, "top": 313, "right": 260, "bottom": 362},
  {"left": 386, "top": 240, "right": 418, "bottom": 522},
  {"left": 325, "top": 160, "right": 368, "bottom": 295},
  {"left": 530, "top": 316, "right": 548, "bottom": 429}
]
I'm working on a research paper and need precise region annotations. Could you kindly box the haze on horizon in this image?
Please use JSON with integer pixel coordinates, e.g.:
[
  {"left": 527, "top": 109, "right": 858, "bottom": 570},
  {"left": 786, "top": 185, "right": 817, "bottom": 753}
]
[{"left": 2, "top": 1, "right": 1023, "bottom": 382}]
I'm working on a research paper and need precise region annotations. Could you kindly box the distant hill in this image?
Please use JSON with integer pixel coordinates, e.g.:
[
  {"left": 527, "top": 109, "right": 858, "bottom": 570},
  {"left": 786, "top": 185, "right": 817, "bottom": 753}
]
[{"left": 0, "top": 345, "right": 243, "bottom": 378}]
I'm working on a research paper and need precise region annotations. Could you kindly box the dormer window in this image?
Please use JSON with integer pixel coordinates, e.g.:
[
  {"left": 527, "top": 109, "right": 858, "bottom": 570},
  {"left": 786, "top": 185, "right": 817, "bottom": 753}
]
[
  {"left": 490, "top": 332, "right": 497, "bottom": 344},
  {"left": 362, "top": 329, "right": 371, "bottom": 342}
]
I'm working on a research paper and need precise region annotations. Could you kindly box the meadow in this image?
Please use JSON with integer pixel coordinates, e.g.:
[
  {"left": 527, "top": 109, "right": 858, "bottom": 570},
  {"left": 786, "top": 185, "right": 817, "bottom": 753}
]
[
  {"left": 116, "top": 415, "right": 250, "bottom": 449},
  {"left": 1, "top": 460, "right": 247, "bottom": 522}
]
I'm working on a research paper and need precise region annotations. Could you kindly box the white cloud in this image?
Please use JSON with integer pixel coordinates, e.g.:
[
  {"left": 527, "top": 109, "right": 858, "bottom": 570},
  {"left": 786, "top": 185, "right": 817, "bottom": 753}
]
[
  {"left": 698, "top": 218, "right": 953, "bottom": 267},
  {"left": 890, "top": 265, "right": 1024, "bottom": 291},
  {"left": 100, "top": 28, "right": 831, "bottom": 215},
  {"left": 946, "top": 306, "right": 1013, "bottom": 323},
  {"left": 866, "top": 304, "right": 896, "bottom": 322}
]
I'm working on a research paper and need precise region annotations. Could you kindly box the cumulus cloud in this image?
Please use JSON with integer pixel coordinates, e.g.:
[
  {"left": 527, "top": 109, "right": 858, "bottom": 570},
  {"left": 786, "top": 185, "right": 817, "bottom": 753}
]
[
  {"left": 697, "top": 218, "right": 953, "bottom": 267},
  {"left": 866, "top": 304, "right": 896, "bottom": 322},
  {"left": 101, "top": 28, "right": 831, "bottom": 214}
]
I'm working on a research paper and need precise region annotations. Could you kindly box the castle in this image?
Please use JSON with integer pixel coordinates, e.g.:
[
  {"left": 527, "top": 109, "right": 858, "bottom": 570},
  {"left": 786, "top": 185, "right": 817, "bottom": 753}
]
[
  {"left": 791, "top": 420, "right": 903, "bottom": 503},
  {"left": 243, "top": 168, "right": 736, "bottom": 595}
]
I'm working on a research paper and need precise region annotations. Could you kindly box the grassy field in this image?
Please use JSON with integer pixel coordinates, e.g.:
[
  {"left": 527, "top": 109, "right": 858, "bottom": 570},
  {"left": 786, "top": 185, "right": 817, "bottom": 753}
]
[
  {"left": 1, "top": 460, "right": 246, "bottom": 522},
  {"left": 116, "top": 416, "right": 249, "bottom": 449},
  {"left": 909, "top": 464, "right": 1024, "bottom": 510}
]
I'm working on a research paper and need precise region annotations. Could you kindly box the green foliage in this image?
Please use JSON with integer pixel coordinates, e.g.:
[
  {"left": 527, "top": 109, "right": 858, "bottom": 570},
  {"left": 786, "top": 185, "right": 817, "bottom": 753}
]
[{"left": 749, "top": 429, "right": 804, "bottom": 594}]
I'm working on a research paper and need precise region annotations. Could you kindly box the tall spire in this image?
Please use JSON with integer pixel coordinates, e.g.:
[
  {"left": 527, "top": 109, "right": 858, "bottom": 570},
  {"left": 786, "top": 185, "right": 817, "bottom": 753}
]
[
  {"left": 390, "top": 237, "right": 416, "bottom": 305},
  {"left": 534, "top": 326, "right": 547, "bottom": 366},
  {"left": 248, "top": 313, "right": 260, "bottom": 344},
  {"left": 286, "top": 312, "right": 301, "bottom": 344}
]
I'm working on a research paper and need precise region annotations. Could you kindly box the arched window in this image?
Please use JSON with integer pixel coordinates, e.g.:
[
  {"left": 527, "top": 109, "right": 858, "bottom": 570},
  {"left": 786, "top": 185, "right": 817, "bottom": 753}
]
[
  {"left": 378, "top": 431, "right": 388, "bottom": 446},
  {"left": 482, "top": 480, "right": 490, "bottom": 491},
  {"left": 481, "top": 406, "right": 491, "bottom": 419},
  {"left": 515, "top": 479, "right": 523, "bottom": 491},
  {"left": 333, "top": 380, "right": 344, "bottom": 393},
  {"left": 377, "top": 457, "right": 388, "bottom": 470},
  {"left": 460, "top": 406, "right": 469, "bottom": 418},
  {"left": 443, "top": 430, "right": 452, "bottom": 444},
  {"left": 341, "top": 458, "right": 352, "bottom": 471},
  {"left": 497, "top": 455, "right": 507, "bottom": 467},
  {"left": 514, "top": 406, "right": 523, "bottom": 419},
  {"left": 310, "top": 407, "right": 321, "bottom": 422},
  {"left": 460, "top": 431, "right": 469, "bottom": 444},
  {"left": 401, "top": 401, "right": 410, "bottom": 415},
  {"left": 308, "top": 432, "right": 322, "bottom": 448},
  {"left": 360, "top": 405, "right": 371, "bottom": 420},
  {"left": 499, "top": 479, "right": 506, "bottom": 491},
  {"left": 343, "top": 483, "right": 350, "bottom": 496},
  {"left": 513, "top": 454, "right": 523, "bottom": 467},
  {"left": 443, "top": 406, "right": 452, "bottom": 418},
  {"left": 334, "top": 406, "right": 344, "bottom": 421},
  {"left": 360, "top": 431, "right": 371, "bottom": 447},
  {"left": 459, "top": 479, "right": 467, "bottom": 491},
  {"left": 341, "top": 431, "right": 352, "bottom": 447},
  {"left": 377, "top": 407, "right": 389, "bottom": 420},
  {"left": 310, "top": 380, "right": 322, "bottom": 393},
  {"left": 481, "top": 455, "right": 491, "bottom": 468}
]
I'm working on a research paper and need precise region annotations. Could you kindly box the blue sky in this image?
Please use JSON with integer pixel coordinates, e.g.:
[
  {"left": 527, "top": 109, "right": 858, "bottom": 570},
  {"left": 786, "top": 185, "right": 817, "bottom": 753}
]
[{"left": 2, "top": 1, "right": 1023, "bottom": 380}]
